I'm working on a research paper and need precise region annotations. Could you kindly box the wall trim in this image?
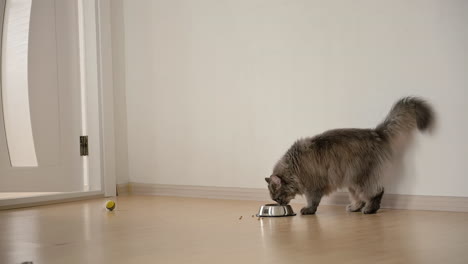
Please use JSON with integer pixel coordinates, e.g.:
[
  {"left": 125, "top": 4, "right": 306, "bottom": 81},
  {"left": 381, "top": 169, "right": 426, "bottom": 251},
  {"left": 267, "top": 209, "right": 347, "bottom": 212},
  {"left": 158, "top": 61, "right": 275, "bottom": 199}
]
[
  {"left": 117, "top": 182, "right": 468, "bottom": 213},
  {"left": 116, "top": 183, "right": 130, "bottom": 196}
]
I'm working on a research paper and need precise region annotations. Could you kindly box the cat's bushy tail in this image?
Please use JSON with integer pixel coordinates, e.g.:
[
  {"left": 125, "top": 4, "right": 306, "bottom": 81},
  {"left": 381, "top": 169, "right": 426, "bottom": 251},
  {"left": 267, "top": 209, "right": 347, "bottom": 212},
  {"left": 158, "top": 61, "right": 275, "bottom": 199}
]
[{"left": 376, "top": 97, "right": 434, "bottom": 141}]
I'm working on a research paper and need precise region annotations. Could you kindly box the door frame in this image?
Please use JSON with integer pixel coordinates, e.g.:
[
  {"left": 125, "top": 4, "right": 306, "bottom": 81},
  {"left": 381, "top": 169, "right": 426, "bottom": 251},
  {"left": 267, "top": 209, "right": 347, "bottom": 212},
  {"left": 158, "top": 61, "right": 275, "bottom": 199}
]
[
  {"left": 95, "top": 0, "right": 116, "bottom": 197},
  {"left": 75, "top": 0, "right": 116, "bottom": 197}
]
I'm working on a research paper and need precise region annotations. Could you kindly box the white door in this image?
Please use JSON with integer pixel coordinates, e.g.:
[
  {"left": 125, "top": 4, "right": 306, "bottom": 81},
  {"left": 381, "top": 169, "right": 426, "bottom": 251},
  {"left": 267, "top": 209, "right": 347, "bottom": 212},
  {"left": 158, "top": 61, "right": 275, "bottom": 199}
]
[{"left": 0, "top": 0, "right": 90, "bottom": 192}]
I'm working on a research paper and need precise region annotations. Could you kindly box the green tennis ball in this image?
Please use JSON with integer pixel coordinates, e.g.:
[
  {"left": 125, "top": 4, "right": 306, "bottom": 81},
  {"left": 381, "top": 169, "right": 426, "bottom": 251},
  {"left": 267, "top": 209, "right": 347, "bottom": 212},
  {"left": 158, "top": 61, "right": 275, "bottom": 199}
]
[{"left": 106, "top": 200, "right": 116, "bottom": 211}]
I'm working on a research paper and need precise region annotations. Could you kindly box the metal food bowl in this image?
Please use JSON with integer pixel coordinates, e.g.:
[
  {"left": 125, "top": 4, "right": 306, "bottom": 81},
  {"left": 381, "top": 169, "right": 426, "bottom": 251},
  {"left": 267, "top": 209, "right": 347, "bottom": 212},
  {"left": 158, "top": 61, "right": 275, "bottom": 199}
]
[{"left": 256, "top": 204, "right": 296, "bottom": 217}]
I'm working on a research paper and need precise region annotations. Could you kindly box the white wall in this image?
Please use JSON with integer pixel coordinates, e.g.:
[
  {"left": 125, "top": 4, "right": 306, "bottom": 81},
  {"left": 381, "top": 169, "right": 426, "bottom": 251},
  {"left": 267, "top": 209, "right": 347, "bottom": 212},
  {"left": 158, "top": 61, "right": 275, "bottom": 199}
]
[{"left": 119, "top": 0, "right": 468, "bottom": 196}]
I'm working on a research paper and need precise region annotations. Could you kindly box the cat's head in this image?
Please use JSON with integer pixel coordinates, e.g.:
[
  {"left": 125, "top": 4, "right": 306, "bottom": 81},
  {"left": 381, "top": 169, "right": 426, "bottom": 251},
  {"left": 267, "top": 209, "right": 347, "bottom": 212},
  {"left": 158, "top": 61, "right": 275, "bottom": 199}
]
[{"left": 265, "top": 175, "right": 297, "bottom": 205}]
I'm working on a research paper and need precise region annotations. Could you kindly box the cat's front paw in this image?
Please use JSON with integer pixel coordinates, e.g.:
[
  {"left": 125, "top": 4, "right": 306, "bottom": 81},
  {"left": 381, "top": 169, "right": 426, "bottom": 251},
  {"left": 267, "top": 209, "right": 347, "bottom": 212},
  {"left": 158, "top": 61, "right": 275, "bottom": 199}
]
[
  {"left": 361, "top": 206, "right": 380, "bottom": 214},
  {"left": 346, "top": 202, "right": 365, "bottom": 212},
  {"left": 300, "top": 207, "right": 317, "bottom": 215}
]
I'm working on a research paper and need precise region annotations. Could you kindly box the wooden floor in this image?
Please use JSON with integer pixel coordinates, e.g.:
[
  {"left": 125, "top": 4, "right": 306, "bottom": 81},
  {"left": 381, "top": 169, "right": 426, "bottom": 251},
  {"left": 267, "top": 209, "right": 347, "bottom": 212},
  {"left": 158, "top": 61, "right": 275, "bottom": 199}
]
[{"left": 1, "top": 196, "right": 468, "bottom": 264}]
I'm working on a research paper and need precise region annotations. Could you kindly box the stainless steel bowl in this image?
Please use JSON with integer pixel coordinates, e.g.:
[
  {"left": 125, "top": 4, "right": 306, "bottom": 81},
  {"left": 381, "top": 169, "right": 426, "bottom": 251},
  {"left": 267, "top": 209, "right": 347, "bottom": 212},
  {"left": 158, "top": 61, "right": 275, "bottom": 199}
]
[{"left": 256, "top": 204, "right": 296, "bottom": 217}]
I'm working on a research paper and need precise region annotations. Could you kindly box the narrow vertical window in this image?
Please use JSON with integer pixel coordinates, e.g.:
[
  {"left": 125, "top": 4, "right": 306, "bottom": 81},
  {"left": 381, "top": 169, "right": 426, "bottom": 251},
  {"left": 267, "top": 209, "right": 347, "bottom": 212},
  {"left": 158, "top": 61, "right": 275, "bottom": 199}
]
[{"left": 1, "top": 0, "right": 38, "bottom": 167}]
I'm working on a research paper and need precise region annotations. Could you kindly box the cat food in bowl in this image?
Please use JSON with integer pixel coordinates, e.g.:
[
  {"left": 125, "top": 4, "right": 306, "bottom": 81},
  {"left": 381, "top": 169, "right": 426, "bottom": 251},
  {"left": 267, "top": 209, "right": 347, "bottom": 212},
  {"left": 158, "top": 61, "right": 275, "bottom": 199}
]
[{"left": 256, "top": 204, "right": 296, "bottom": 217}]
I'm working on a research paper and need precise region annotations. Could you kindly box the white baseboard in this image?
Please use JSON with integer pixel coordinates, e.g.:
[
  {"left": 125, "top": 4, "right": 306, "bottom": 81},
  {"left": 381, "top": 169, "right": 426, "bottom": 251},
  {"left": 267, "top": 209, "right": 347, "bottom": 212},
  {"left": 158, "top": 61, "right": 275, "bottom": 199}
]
[
  {"left": 116, "top": 183, "right": 130, "bottom": 196},
  {"left": 117, "top": 182, "right": 468, "bottom": 212}
]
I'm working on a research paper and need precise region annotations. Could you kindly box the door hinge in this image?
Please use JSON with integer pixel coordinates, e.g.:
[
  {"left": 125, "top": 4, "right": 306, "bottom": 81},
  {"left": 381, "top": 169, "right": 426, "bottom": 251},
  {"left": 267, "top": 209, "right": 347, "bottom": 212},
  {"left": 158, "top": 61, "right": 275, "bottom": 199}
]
[{"left": 80, "top": 136, "right": 88, "bottom": 156}]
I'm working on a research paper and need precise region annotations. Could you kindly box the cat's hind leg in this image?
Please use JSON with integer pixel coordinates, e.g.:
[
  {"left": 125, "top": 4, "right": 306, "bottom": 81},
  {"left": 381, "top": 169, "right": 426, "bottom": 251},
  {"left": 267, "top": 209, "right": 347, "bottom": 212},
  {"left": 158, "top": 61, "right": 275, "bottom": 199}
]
[{"left": 346, "top": 187, "right": 365, "bottom": 212}]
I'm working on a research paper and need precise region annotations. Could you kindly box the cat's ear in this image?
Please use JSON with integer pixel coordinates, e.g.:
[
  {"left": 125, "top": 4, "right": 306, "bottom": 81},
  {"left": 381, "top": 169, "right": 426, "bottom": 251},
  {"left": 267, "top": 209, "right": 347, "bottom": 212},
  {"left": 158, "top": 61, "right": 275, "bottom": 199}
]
[
  {"left": 270, "top": 175, "right": 282, "bottom": 187},
  {"left": 265, "top": 177, "right": 271, "bottom": 184}
]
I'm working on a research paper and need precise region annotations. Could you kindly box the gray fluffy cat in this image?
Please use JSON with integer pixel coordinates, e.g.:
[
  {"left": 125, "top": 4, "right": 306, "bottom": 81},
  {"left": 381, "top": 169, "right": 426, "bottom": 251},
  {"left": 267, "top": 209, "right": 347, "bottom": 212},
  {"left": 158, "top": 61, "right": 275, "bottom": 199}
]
[{"left": 265, "top": 97, "right": 434, "bottom": 214}]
